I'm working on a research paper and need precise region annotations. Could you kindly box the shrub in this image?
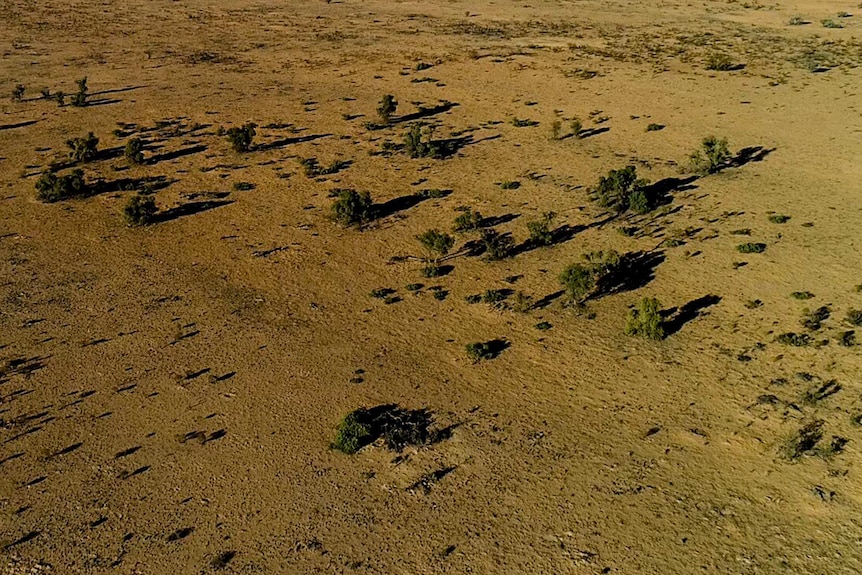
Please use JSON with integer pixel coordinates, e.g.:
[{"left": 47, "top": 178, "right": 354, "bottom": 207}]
[
  {"left": 124, "top": 138, "right": 144, "bottom": 164},
  {"left": 404, "top": 124, "right": 440, "bottom": 159},
  {"left": 550, "top": 120, "right": 562, "bottom": 140},
  {"left": 453, "top": 208, "right": 483, "bottom": 232},
  {"left": 791, "top": 291, "right": 814, "bottom": 300},
  {"left": 559, "top": 250, "right": 620, "bottom": 302},
  {"left": 511, "top": 291, "right": 534, "bottom": 312},
  {"left": 687, "top": 136, "right": 731, "bottom": 175},
  {"left": 480, "top": 229, "right": 514, "bottom": 260},
  {"left": 839, "top": 331, "right": 856, "bottom": 346},
  {"left": 646, "top": 123, "right": 664, "bottom": 132},
  {"left": 70, "top": 77, "right": 88, "bottom": 107},
  {"left": 593, "top": 165, "right": 650, "bottom": 213},
  {"left": 821, "top": 19, "right": 843, "bottom": 28},
  {"left": 497, "top": 180, "right": 520, "bottom": 190},
  {"left": 526, "top": 211, "right": 556, "bottom": 246},
  {"left": 300, "top": 157, "right": 345, "bottom": 177},
  {"left": 40, "top": 87, "right": 50, "bottom": 99},
  {"left": 768, "top": 214, "right": 790, "bottom": 224},
  {"left": 846, "top": 309, "right": 862, "bottom": 326},
  {"left": 421, "top": 265, "right": 444, "bottom": 277},
  {"left": 330, "top": 189, "right": 373, "bottom": 226},
  {"left": 737, "top": 242, "right": 766, "bottom": 254},
  {"left": 776, "top": 332, "right": 811, "bottom": 346},
  {"left": 788, "top": 16, "right": 806, "bottom": 25},
  {"left": 416, "top": 229, "right": 455, "bottom": 260},
  {"left": 511, "top": 117, "right": 538, "bottom": 127},
  {"left": 377, "top": 94, "right": 397, "bottom": 123},
  {"left": 226, "top": 122, "right": 257, "bottom": 152},
  {"left": 625, "top": 297, "right": 665, "bottom": 340},
  {"left": 331, "top": 410, "right": 372, "bottom": 454},
  {"left": 35, "top": 169, "right": 87, "bottom": 203},
  {"left": 66, "top": 132, "right": 99, "bottom": 163},
  {"left": 123, "top": 193, "right": 157, "bottom": 226},
  {"left": 570, "top": 118, "right": 583, "bottom": 138},
  {"left": 11, "top": 84, "right": 25, "bottom": 102},
  {"left": 465, "top": 342, "right": 494, "bottom": 363},
  {"left": 54, "top": 91, "right": 65, "bottom": 106},
  {"left": 628, "top": 189, "right": 650, "bottom": 214},
  {"left": 705, "top": 53, "right": 735, "bottom": 71},
  {"left": 800, "top": 306, "right": 830, "bottom": 331}
]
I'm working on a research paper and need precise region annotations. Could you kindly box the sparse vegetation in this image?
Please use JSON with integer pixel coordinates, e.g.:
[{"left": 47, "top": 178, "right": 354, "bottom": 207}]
[
  {"left": 737, "top": 242, "right": 766, "bottom": 254},
  {"left": 226, "top": 122, "right": 257, "bottom": 152},
  {"left": 791, "top": 291, "right": 814, "bottom": 300},
  {"left": 705, "top": 53, "right": 735, "bottom": 71},
  {"left": 35, "top": 169, "right": 87, "bottom": 203},
  {"left": 687, "top": 136, "right": 731, "bottom": 175},
  {"left": 416, "top": 229, "right": 455, "bottom": 261},
  {"left": 558, "top": 250, "right": 620, "bottom": 302},
  {"left": 123, "top": 193, "right": 157, "bottom": 226},
  {"left": 330, "top": 189, "right": 373, "bottom": 226},
  {"left": 788, "top": 16, "right": 806, "bottom": 25},
  {"left": 453, "top": 208, "right": 483, "bottom": 232},
  {"left": 768, "top": 214, "right": 790, "bottom": 224},
  {"left": 66, "top": 132, "right": 100, "bottom": 163},
  {"left": 465, "top": 341, "right": 498, "bottom": 362},
  {"left": 800, "top": 306, "right": 830, "bottom": 331},
  {"left": 480, "top": 228, "right": 514, "bottom": 260},
  {"left": 511, "top": 117, "right": 538, "bottom": 127},
  {"left": 821, "top": 19, "right": 844, "bottom": 28},
  {"left": 625, "top": 297, "right": 665, "bottom": 340},
  {"left": 845, "top": 309, "right": 862, "bottom": 326},
  {"left": 11, "top": 84, "right": 25, "bottom": 102},
  {"left": 497, "top": 180, "right": 520, "bottom": 190},
  {"left": 569, "top": 118, "right": 583, "bottom": 138},
  {"left": 550, "top": 120, "right": 562, "bottom": 140},
  {"left": 124, "top": 138, "right": 144, "bottom": 164},
  {"left": 776, "top": 332, "right": 811, "bottom": 346}
]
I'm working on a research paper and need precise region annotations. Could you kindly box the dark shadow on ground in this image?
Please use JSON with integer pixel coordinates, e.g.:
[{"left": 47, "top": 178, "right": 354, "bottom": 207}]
[
  {"left": 0, "top": 120, "right": 37, "bottom": 131},
  {"left": 662, "top": 294, "right": 722, "bottom": 335},
  {"left": 256, "top": 133, "right": 330, "bottom": 151},
  {"left": 153, "top": 200, "right": 234, "bottom": 224},
  {"left": 148, "top": 144, "right": 208, "bottom": 165}
]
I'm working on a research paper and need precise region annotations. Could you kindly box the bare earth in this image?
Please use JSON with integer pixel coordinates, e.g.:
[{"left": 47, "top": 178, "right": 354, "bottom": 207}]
[{"left": 2, "top": 0, "right": 862, "bottom": 573}]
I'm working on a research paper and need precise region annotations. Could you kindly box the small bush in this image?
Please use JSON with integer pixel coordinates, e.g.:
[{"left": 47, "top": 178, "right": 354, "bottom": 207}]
[
  {"left": 124, "top": 138, "right": 144, "bottom": 164},
  {"left": 123, "top": 193, "right": 157, "bottom": 226},
  {"left": 687, "top": 136, "right": 731, "bottom": 175},
  {"left": 40, "top": 87, "right": 50, "bottom": 99},
  {"left": 550, "top": 120, "right": 562, "bottom": 140},
  {"left": 70, "top": 77, "right": 88, "bottom": 107},
  {"left": 370, "top": 287, "right": 395, "bottom": 299},
  {"left": 416, "top": 229, "right": 455, "bottom": 260},
  {"left": 791, "top": 291, "right": 814, "bottom": 300},
  {"left": 482, "top": 289, "right": 508, "bottom": 304},
  {"left": 465, "top": 342, "right": 496, "bottom": 363},
  {"left": 705, "top": 53, "right": 735, "bottom": 71},
  {"left": 453, "top": 208, "right": 483, "bottom": 232},
  {"left": 54, "top": 91, "right": 65, "bottom": 106},
  {"left": 11, "top": 84, "right": 25, "bottom": 102},
  {"left": 480, "top": 229, "right": 514, "bottom": 260},
  {"left": 625, "top": 297, "right": 665, "bottom": 340},
  {"left": 569, "top": 118, "right": 583, "bottom": 138},
  {"left": 846, "top": 309, "right": 862, "bottom": 326},
  {"left": 776, "top": 332, "right": 811, "bottom": 346},
  {"left": 406, "top": 283, "right": 423, "bottom": 292},
  {"left": 331, "top": 410, "right": 372, "bottom": 454},
  {"left": 646, "top": 123, "right": 664, "bottom": 132},
  {"left": 526, "top": 211, "right": 556, "bottom": 246},
  {"left": 404, "top": 124, "right": 443, "bottom": 159},
  {"left": 330, "top": 188, "right": 373, "bottom": 226},
  {"left": 800, "top": 306, "right": 830, "bottom": 331},
  {"left": 511, "top": 291, "right": 534, "bottom": 312},
  {"left": 511, "top": 117, "right": 538, "bottom": 127},
  {"left": 226, "top": 122, "right": 257, "bottom": 152},
  {"left": 377, "top": 94, "right": 397, "bottom": 123},
  {"left": 465, "top": 294, "right": 482, "bottom": 304},
  {"left": 737, "top": 242, "right": 766, "bottom": 254},
  {"left": 300, "top": 157, "right": 346, "bottom": 177},
  {"left": 421, "top": 265, "right": 445, "bottom": 278},
  {"left": 66, "top": 132, "right": 99, "bottom": 163},
  {"left": 768, "top": 214, "right": 790, "bottom": 224},
  {"left": 559, "top": 250, "right": 620, "bottom": 302},
  {"left": 593, "top": 165, "right": 650, "bottom": 213},
  {"left": 497, "top": 180, "right": 520, "bottom": 190},
  {"left": 788, "top": 16, "right": 806, "bottom": 25},
  {"left": 821, "top": 19, "right": 843, "bottom": 28},
  {"left": 628, "top": 189, "right": 650, "bottom": 214},
  {"left": 35, "top": 169, "right": 87, "bottom": 203},
  {"left": 839, "top": 330, "right": 856, "bottom": 347}
]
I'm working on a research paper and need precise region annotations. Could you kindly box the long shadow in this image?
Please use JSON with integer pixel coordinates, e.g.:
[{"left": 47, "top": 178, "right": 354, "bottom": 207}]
[
  {"left": 595, "top": 250, "right": 666, "bottom": 298},
  {"left": 256, "top": 133, "right": 330, "bottom": 151},
  {"left": 373, "top": 193, "right": 433, "bottom": 219},
  {"left": 578, "top": 126, "right": 609, "bottom": 139},
  {"left": 148, "top": 144, "right": 208, "bottom": 165},
  {"left": 394, "top": 101, "right": 459, "bottom": 123},
  {"left": 153, "top": 200, "right": 234, "bottom": 224},
  {"left": 663, "top": 294, "right": 722, "bottom": 335},
  {"left": 90, "top": 85, "right": 148, "bottom": 97},
  {"left": 91, "top": 175, "right": 175, "bottom": 196},
  {"left": 480, "top": 213, "right": 519, "bottom": 227},
  {"left": 642, "top": 175, "right": 698, "bottom": 208},
  {"left": 84, "top": 98, "right": 122, "bottom": 107},
  {"left": 0, "top": 120, "right": 37, "bottom": 131},
  {"left": 532, "top": 290, "right": 565, "bottom": 310},
  {"left": 729, "top": 146, "right": 774, "bottom": 168}
]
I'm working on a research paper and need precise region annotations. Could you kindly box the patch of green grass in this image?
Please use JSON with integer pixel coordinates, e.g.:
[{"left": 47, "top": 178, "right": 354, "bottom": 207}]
[
  {"left": 737, "top": 242, "right": 766, "bottom": 254},
  {"left": 535, "top": 321, "right": 552, "bottom": 330}
]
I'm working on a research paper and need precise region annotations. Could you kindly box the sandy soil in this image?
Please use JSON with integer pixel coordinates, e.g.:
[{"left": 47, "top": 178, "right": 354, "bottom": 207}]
[{"left": 2, "top": 0, "right": 862, "bottom": 573}]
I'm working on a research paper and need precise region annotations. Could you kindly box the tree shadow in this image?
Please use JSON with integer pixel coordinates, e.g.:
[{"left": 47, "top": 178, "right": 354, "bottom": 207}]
[
  {"left": 532, "top": 290, "right": 565, "bottom": 310},
  {"left": 84, "top": 98, "right": 122, "bottom": 107},
  {"left": 394, "top": 101, "right": 459, "bottom": 123},
  {"left": 729, "top": 146, "right": 774, "bottom": 168},
  {"left": 256, "top": 133, "right": 330, "bottom": 151},
  {"left": 90, "top": 85, "right": 148, "bottom": 97},
  {"left": 642, "top": 175, "right": 699, "bottom": 208},
  {"left": 0, "top": 120, "right": 37, "bottom": 131},
  {"left": 373, "top": 193, "right": 434, "bottom": 219},
  {"left": 578, "top": 126, "right": 609, "bottom": 139},
  {"left": 153, "top": 200, "right": 234, "bottom": 223},
  {"left": 148, "top": 144, "right": 208, "bottom": 165},
  {"left": 479, "top": 213, "right": 520, "bottom": 227},
  {"left": 662, "top": 294, "right": 722, "bottom": 336},
  {"left": 91, "top": 175, "right": 175, "bottom": 196},
  {"left": 596, "top": 250, "right": 666, "bottom": 297},
  {"left": 347, "top": 405, "right": 451, "bottom": 453}
]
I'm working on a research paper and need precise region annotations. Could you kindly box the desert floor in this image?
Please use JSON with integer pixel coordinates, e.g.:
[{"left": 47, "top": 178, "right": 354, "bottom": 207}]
[{"left": 2, "top": 0, "right": 862, "bottom": 573}]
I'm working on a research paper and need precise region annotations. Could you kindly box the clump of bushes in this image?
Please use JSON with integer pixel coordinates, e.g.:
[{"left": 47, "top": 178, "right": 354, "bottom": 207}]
[
  {"left": 123, "top": 193, "right": 157, "bottom": 226},
  {"left": 593, "top": 166, "right": 651, "bottom": 214},
  {"left": 687, "top": 136, "right": 731, "bottom": 175},
  {"left": 570, "top": 118, "right": 583, "bottom": 138},
  {"left": 330, "top": 188, "right": 373, "bottom": 227},
  {"left": 66, "top": 132, "right": 99, "bottom": 163},
  {"left": 226, "top": 122, "right": 257, "bottom": 152},
  {"left": 800, "top": 306, "right": 830, "bottom": 331},
  {"left": 625, "top": 297, "right": 665, "bottom": 340},
  {"left": 453, "top": 208, "right": 483, "bottom": 232},
  {"left": 480, "top": 228, "right": 514, "bottom": 260},
  {"left": 526, "top": 211, "right": 556, "bottom": 246},
  {"left": 331, "top": 405, "right": 439, "bottom": 454},
  {"left": 558, "top": 250, "right": 621, "bottom": 302},
  {"left": 35, "top": 169, "right": 87, "bottom": 203},
  {"left": 331, "top": 410, "right": 372, "bottom": 454},
  {"left": 416, "top": 229, "right": 454, "bottom": 276},
  {"left": 845, "top": 309, "right": 862, "bottom": 326},
  {"left": 377, "top": 94, "right": 397, "bottom": 124},
  {"left": 403, "top": 124, "right": 443, "bottom": 159},
  {"left": 124, "top": 138, "right": 144, "bottom": 164},
  {"left": 737, "top": 242, "right": 766, "bottom": 254},
  {"left": 300, "top": 157, "right": 345, "bottom": 177},
  {"left": 776, "top": 332, "right": 811, "bottom": 346},
  {"left": 70, "top": 77, "right": 88, "bottom": 107},
  {"left": 465, "top": 341, "right": 500, "bottom": 363}
]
